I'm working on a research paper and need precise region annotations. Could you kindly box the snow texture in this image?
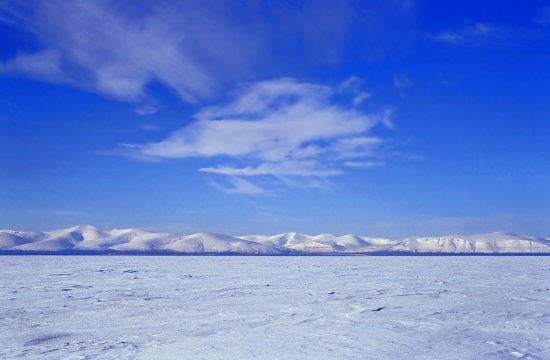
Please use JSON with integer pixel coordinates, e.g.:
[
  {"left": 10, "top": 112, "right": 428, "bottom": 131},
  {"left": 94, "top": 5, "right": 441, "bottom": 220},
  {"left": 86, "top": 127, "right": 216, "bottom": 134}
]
[
  {"left": 1, "top": 226, "right": 549, "bottom": 254},
  {"left": 1, "top": 256, "right": 549, "bottom": 359},
  {"left": 389, "top": 232, "right": 550, "bottom": 254}
]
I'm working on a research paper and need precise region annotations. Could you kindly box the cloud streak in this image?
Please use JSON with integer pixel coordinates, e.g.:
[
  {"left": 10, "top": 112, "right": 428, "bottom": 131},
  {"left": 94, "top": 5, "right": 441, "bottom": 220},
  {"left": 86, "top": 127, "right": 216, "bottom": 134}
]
[
  {"left": 428, "top": 23, "right": 495, "bottom": 44},
  {"left": 119, "top": 78, "right": 392, "bottom": 193},
  {"left": 0, "top": 0, "right": 420, "bottom": 106},
  {"left": 0, "top": 0, "right": 260, "bottom": 102}
]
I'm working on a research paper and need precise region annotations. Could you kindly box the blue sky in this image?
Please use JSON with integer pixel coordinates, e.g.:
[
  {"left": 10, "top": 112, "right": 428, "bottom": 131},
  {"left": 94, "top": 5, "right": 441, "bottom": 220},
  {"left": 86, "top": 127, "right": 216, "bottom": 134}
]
[{"left": 1, "top": 0, "right": 549, "bottom": 238}]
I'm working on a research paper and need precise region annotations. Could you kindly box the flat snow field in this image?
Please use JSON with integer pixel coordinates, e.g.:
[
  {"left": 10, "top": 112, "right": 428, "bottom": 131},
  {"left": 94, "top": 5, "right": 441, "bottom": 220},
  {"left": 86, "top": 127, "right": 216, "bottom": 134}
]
[{"left": 1, "top": 256, "right": 549, "bottom": 360}]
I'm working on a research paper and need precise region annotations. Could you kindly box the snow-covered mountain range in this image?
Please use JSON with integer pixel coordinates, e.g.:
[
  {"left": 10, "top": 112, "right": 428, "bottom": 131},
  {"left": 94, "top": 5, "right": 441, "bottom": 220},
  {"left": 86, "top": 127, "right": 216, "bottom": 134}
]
[{"left": 1, "top": 225, "right": 549, "bottom": 254}]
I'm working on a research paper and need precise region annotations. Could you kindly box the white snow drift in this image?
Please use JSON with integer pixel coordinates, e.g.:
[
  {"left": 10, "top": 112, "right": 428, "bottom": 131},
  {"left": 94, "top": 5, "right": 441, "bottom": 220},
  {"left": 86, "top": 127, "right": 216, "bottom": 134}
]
[{"left": 1, "top": 225, "right": 549, "bottom": 254}]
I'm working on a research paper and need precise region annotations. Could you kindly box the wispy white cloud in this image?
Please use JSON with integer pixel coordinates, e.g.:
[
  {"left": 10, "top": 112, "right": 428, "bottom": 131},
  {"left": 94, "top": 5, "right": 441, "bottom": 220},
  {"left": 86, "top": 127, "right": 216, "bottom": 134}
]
[
  {"left": 0, "top": 0, "right": 420, "bottom": 107},
  {"left": 352, "top": 92, "right": 371, "bottom": 106},
  {"left": 0, "top": 50, "right": 67, "bottom": 83},
  {"left": 331, "top": 136, "right": 386, "bottom": 159},
  {"left": 393, "top": 72, "right": 413, "bottom": 98},
  {"left": 0, "top": 2, "right": 33, "bottom": 28},
  {"left": 338, "top": 76, "right": 364, "bottom": 93},
  {"left": 338, "top": 76, "right": 371, "bottom": 105},
  {"left": 209, "top": 177, "right": 269, "bottom": 196},
  {"left": 134, "top": 106, "right": 158, "bottom": 116},
  {"left": 0, "top": 1, "right": 260, "bottom": 103},
  {"left": 127, "top": 78, "right": 386, "bottom": 161},
  {"left": 200, "top": 161, "right": 343, "bottom": 177},
  {"left": 393, "top": 72, "right": 413, "bottom": 89},
  {"left": 343, "top": 161, "right": 384, "bottom": 168},
  {"left": 428, "top": 23, "right": 497, "bottom": 44},
  {"left": 430, "top": 32, "right": 464, "bottom": 44},
  {"left": 119, "top": 78, "right": 392, "bottom": 194}
]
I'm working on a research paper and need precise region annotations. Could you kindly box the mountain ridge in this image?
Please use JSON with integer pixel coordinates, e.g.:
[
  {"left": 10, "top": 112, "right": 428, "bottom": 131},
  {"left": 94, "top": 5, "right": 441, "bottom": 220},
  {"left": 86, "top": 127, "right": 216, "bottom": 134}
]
[{"left": 1, "top": 225, "right": 549, "bottom": 254}]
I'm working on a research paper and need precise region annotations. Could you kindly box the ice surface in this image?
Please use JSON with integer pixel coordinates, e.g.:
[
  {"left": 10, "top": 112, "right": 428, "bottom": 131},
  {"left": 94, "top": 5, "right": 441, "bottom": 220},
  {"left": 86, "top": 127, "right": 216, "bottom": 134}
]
[{"left": 1, "top": 256, "right": 549, "bottom": 359}]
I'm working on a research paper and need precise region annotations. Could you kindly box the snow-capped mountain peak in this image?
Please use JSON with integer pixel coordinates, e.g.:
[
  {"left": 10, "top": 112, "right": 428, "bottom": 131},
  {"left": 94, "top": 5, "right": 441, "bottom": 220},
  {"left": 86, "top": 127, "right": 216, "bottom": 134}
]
[
  {"left": 388, "top": 232, "right": 550, "bottom": 253},
  {"left": 1, "top": 226, "right": 549, "bottom": 254}
]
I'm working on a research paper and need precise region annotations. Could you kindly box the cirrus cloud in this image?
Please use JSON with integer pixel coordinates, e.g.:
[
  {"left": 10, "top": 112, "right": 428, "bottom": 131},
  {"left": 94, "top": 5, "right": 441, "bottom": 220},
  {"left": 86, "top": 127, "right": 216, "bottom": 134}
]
[
  {"left": 118, "top": 78, "right": 394, "bottom": 194},
  {"left": 0, "top": 0, "right": 260, "bottom": 102}
]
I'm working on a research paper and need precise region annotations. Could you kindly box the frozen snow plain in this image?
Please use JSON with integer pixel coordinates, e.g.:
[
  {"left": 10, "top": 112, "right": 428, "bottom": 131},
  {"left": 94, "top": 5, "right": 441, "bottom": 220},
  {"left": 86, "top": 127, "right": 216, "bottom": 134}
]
[{"left": 1, "top": 256, "right": 549, "bottom": 359}]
